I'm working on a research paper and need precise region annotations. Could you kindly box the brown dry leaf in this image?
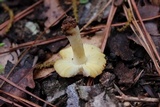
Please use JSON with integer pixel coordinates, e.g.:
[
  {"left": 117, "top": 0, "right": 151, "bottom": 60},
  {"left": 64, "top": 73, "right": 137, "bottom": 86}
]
[
  {"left": 0, "top": 58, "right": 35, "bottom": 105},
  {"left": 99, "top": 72, "right": 115, "bottom": 88},
  {"left": 129, "top": 34, "right": 160, "bottom": 57},
  {"left": 34, "top": 68, "right": 54, "bottom": 79},
  {"left": 82, "top": 31, "right": 104, "bottom": 48},
  {"left": 34, "top": 30, "right": 105, "bottom": 79},
  {"left": 108, "top": 32, "right": 134, "bottom": 61},
  {"left": 137, "top": 0, "right": 160, "bottom": 35},
  {"left": 0, "top": 38, "right": 18, "bottom": 67},
  {"left": 77, "top": 84, "right": 119, "bottom": 107},
  {"left": 33, "top": 53, "right": 60, "bottom": 79},
  {"left": 78, "top": 0, "right": 111, "bottom": 25},
  {"left": 113, "top": 62, "right": 136, "bottom": 87},
  {"left": 86, "top": 91, "right": 118, "bottom": 107},
  {"left": 43, "top": 0, "right": 65, "bottom": 28}
]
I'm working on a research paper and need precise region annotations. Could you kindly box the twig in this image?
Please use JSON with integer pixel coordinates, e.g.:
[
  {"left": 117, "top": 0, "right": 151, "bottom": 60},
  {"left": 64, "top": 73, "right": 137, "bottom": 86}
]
[
  {"left": 0, "top": 6, "right": 71, "bottom": 88},
  {"left": 0, "top": 90, "right": 41, "bottom": 107},
  {"left": 114, "top": 83, "right": 159, "bottom": 103},
  {"left": 126, "top": 0, "right": 160, "bottom": 75},
  {"left": 1, "top": 12, "right": 160, "bottom": 54},
  {"left": 116, "top": 95, "right": 159, "bottom": 103},
  {"left": 87, "top": 13, "right": 160, "bottom": 30},
  {"left": 0, "top": 36, "right": 66, "bottom": 54},
  {"left": 131, "top": 0, "right": 160, "bottom": 62},
  {"left": 101, "top": 2, "right": 117, "bottom": 52},
  {"left": 0, "top": 75, "right": 56, "bottom": 107},
  {"left": 0, "top": 96, "right": 22, "bottom": 107},
  {"left": 87, "top": 78, "right": 94, "bottom": 86},
  {"left": 134, "top": 70, "right": 144, "bottom": 83},
  {"left": 80, "top": 0, "right": 112, "bottom": 31},
  {"left": 114, "top": 83, "right": 125, "bottom": 96},
  {"left": 0, "top": 0, "right": 43, "bottom": 30}
]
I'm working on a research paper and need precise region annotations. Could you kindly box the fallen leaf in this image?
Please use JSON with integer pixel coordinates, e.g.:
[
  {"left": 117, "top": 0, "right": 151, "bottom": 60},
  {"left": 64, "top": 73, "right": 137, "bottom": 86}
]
[
  {"left": 86, "top": 91, "right": 118, "bottom": 107},
  {"left": 128, "top": 34, "right": 160, "bottom": 56},
  {"left": 108, "top": 32, "right": 134, "bottom": 61},
  {"left": 41, "top": 75, "right": 68, "bottom": 103},
  {"left": 66, "top": 83, "right": 80, "bottom": 107},
  {"left": 0, "top": 38, "right": 18, "bottom": 68},
  {"left": 113, "top": 62, "right": 136, "bottom": 87},
  {"left": 0, "top": 56, "right": 35, "bottom": 105},
  {"left": 33, "top": 53, "right": 60, "bottom": 79},
  {"left": 137, "top": 0, "right": 159, "bottom": 18},
  {"left": 77, "top": 84, "right": 103, "bottom": 101},
  {"left": 78, "top": 0, "right": 111, "bottom": 25},
  {"left": 99, "top": 72, "right": 115, "bottom": 88},
  {"left": 77, "top": 84, "right": 119, "bottom": 107},
  {"left": 43, "top": 0, "right": 65, "bottom": 28},
  {"left": 82, "top": 31, "right": 104, "bottom": 48},
  {"left": 137, "top": 0, "right": 160, "bottom": 35}
]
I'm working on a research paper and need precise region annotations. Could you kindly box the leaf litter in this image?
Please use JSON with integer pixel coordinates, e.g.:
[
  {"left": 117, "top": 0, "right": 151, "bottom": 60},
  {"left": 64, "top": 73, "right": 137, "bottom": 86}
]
[
  {"left": 0, "top": 55, "right": 35, "bottom": 106},
  {"left": 0, "top": 0, "right": 160, "bottom": 107}
]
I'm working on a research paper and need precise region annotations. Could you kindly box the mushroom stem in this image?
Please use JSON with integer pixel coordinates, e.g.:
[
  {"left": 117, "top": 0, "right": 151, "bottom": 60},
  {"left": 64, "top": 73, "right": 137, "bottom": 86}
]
[{"left": 67, "top": 26, "right": 87, "bottom": 64}]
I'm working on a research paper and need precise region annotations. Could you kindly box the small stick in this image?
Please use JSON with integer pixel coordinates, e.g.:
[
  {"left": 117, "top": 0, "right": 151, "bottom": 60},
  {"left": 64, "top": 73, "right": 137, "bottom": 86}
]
[
  {"left": 114, "top": 83, "right": 160, "bottom": 103},
  {"left": 0, "top": 0, "right": 43, "bottom": 30},
  {"left": 0, "top": 6, "right": 71, "bottom": 88},
  {"left": 101, "top": 3, "right": 117, "bottom": 52},
  {"left": 0, "top": 36, "right": 66, "bottom": 54},
  {"left": 80, "top": 0, "right": 112, "bottom": 31},
  {"left": 114, "top": 83, "right": 125, "bottom": 96},
  {"left": 0, "top": 96, "right": 22, "bottom": 107},
  {"left": 0, "top": 90, "right": 41, "bottom": 107},
  {"left": 131, "top": 0, "right": 160, "bottom": 62},
  {"left": 116, "top": 95, "right": 159, "bottom": 103},
  {"left": 0, "top": 75, "right": 56, "bottom": 107}
]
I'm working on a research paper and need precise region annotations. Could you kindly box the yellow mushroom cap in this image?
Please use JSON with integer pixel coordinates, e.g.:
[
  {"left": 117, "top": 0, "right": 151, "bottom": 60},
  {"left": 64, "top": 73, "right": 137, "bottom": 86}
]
[{"left": 54, "top": 44, "right": 106, "bottom": 78}]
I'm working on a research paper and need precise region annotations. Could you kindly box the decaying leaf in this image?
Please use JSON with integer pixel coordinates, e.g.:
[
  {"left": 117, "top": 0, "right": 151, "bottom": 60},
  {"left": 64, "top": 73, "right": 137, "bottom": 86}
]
[
  {"left": 42, "top": 75, "right": 68, "bottom": 104},
  {"left": 0, "top": 56, "right": 35, "bottom": 105},
  {"left": 99, "top": 72, "right": 115, "bottom": 88},
  {"left": 86, "top": 91, "right": 118, "bottom": 107},
  {"left": 137, "top": 0, "right": 160, "bottom": 35},
  {"left": 33, "top": 53, "right": 60, "bottom": 79},
  {"left": 0, "top": 38, "right": 18, "bottom": 68},
  {"left": 108, "top": 32, "right": 134, "bottom": 61},
  {"left": 77, "top": 84, "right": 103, "bottom": 101},
  {"left": 82, "top": 31, "right": 105, "bottom": 48},
  {"left": 66, "top": 83, "right": 80, "bottom": 107},
  {"left": 77, "top": 84, "right": 119, "bottom": 107},
  {"left": 137, "top": 0, "right": 159, "bottom": 18},
  {"left": 43, "top": 0, "right": 65, "bottom": 28},
  {"left": 128, "top": 34, "right": 160, "bottom": 57},
  {"left": 78, "top": 0, "right": 111, "bottom": 25},
  {"left": 113, "top": 62, "right": 136, "bottom": 87}
]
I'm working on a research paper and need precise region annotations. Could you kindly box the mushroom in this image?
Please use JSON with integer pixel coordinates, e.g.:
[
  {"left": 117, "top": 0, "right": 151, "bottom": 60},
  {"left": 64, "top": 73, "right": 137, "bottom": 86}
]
[{"left": 54, "top": 17, "right": 106, "bottom": 78}]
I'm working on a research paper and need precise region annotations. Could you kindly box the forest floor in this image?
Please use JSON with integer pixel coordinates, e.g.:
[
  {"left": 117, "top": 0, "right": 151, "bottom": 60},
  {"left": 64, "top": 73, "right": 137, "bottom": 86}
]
[{"left": 0, "top": 0, "right": 160, "bottom": 107}]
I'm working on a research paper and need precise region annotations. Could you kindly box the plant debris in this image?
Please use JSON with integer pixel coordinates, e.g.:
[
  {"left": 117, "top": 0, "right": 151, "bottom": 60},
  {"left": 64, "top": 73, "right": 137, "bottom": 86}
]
[
  {"left": 0, "top": 55, "right": 35, "bottom": 106},
  {"left": 0, "top": 0, "right": 160, "bottom": 106},
  {"left": 107, "top": 32, "right": 134, "bottom": 61},
  {"left": 43, "top": 0, "right": 65, "bottom": 28}
]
